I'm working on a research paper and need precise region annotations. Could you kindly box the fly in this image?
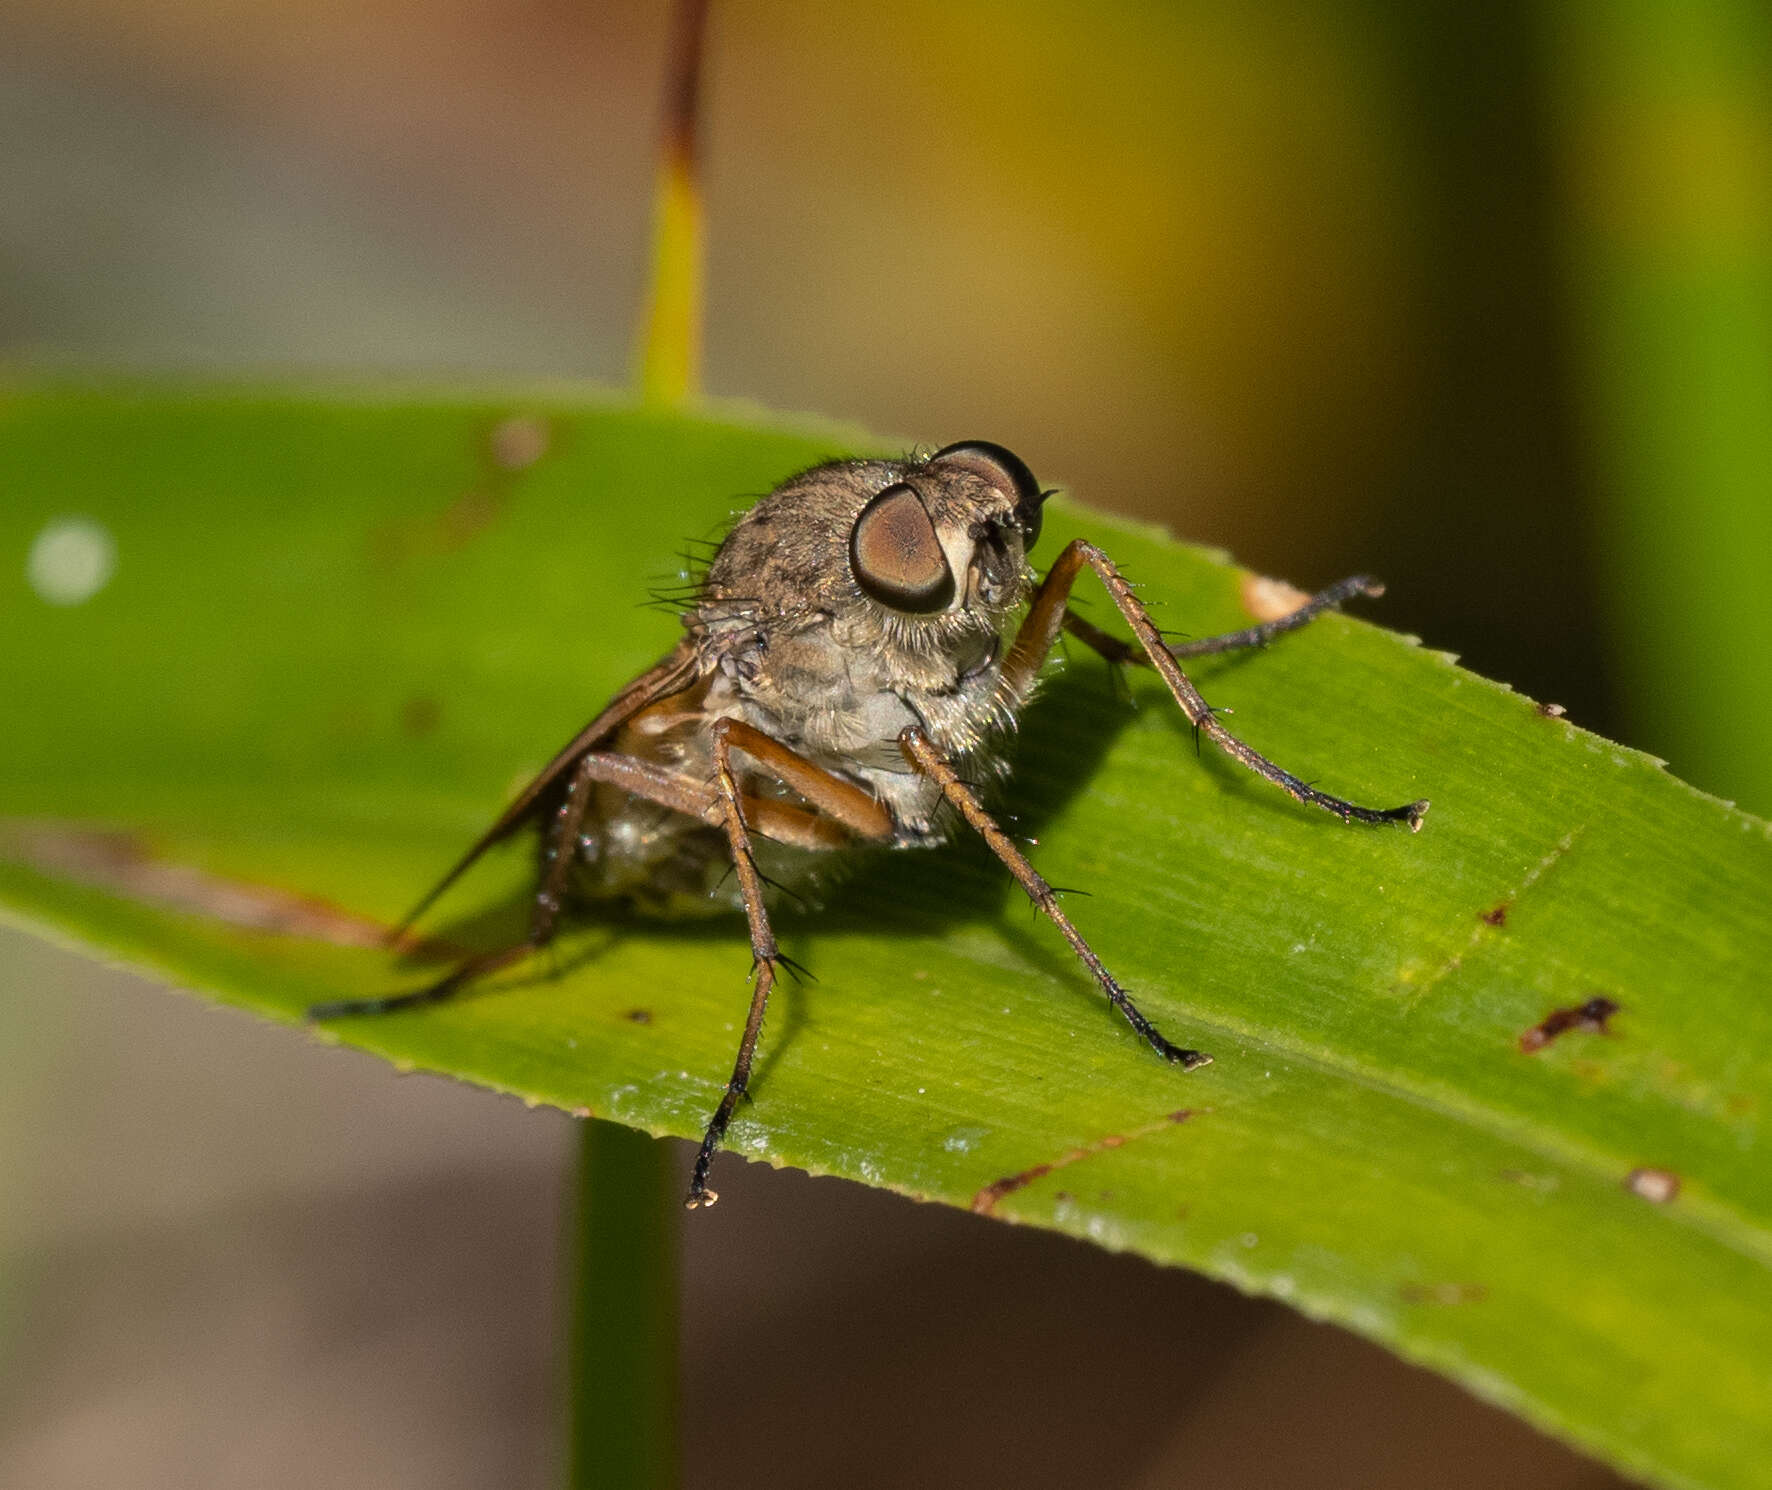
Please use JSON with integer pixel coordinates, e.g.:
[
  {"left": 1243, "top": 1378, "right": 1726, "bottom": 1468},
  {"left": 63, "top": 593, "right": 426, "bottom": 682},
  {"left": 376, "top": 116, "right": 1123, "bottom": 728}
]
[{"left": 309, "top": 441, "right": 1428, "bottom": 1207}]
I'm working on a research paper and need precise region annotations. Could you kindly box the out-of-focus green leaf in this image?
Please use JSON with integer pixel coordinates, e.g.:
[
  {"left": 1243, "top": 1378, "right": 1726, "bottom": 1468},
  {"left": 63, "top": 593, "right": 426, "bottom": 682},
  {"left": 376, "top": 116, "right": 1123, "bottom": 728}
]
[
  {"left": 3, "top": 387, "right": 1769, "bottom": 1490},
  {"left": 1547, "top": 0, "right": 1772, "bottom": 818}
]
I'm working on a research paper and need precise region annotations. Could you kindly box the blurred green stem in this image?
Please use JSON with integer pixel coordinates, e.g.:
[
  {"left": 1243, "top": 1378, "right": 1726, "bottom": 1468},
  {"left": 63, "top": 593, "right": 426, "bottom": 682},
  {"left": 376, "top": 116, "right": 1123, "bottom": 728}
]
[
  {"left": 1548, "top": 0, "right": 1772, "bottom": 813},
  {"left": 571, "top": 0, "right": 708, "bottom": 1478},
  {"left": 567, "top": 1121, "right": 680, "bottom": 1490}
]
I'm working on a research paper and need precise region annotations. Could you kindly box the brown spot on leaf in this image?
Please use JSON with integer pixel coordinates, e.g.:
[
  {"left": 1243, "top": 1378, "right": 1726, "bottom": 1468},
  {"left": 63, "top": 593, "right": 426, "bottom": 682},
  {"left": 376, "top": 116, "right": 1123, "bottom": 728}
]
[
  {"left": 1482, "top": 903, "right": 1509, "bottom": 927},
  {"left": 1398, "top": 832, "right": 1580, "bottom": 1014},
  {"left": 401, "top": 695, "right": 442, "bottom": 736},
  {"left": 370, "top": 417, "right": 550, "bottom": 569},
  {"left": 1519, "top": 995, "right": 1620, "bottom": 1053},
  {"left": 0, "top": 820, "right": 435, "bottom": 953},
  {"left": 371, "top": 486, "right": 513, "bottom": 566},
  {"left": 623, "top": 1008, "right": 654, "bottom": 1025},
  {"left": 972, "top": 1163, "right": 1055, "bottom": 1214},
  {"left": 1626, "top": 1167, "right": 1681, "bottom": 1204},
  {"left": 971, "top": 1110, "right": 1195, "bottom": 1215},
  {"left": 488, "top": 414, "right": 551, "bottom": 471},
  {"left": 436, "top": 486, "right": 512, "bottom": 548},
  {"left": 1400, "top": 1282, "right": 1488, "bottom": 1305}
]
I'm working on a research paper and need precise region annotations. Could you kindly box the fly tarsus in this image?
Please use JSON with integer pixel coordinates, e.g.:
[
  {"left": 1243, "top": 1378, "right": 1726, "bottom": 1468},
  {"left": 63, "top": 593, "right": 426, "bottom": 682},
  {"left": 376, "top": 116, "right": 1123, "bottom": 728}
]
[
  {"left": 1111, "top": 982, "right": 1211, "bottom": 1068},
  {"left": 684, "top": 954, "right": 780, "bottom": 1211},
  {"left": 306, "top": 943, "right": 534, "bottom": 1022},
  {"left": 900, "top": 724, "right": 1212, "bottom": 1078}
]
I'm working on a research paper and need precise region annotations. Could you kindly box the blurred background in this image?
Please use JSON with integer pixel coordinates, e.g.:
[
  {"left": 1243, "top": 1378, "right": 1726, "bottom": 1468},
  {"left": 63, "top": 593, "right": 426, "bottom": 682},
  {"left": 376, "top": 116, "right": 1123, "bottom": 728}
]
[{"left": 3, "top": 0, "right": 1768, "bottom": 1485}]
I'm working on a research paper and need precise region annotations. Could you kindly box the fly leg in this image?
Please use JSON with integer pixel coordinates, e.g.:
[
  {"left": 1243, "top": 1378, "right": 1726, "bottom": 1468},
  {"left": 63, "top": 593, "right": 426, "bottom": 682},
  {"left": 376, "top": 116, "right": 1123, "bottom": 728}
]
[
  {"left": 1060, "top": 573, "right": 1386, "bottom": 663},
  {"left": 687, "top": 718, "right": 896, "bottom": 1209},
  {"left": 1005, "top": 542, "right": 1428, "bottom": 829},
  {"left": 898, "top": 724, "right": 1207, "bottom": 1068},
  {"left": 685, "top": 735, "right": 780, "bottom": 1212},
  {"left": 307, "top": 754, "right": 718, "bottom": 1021}
]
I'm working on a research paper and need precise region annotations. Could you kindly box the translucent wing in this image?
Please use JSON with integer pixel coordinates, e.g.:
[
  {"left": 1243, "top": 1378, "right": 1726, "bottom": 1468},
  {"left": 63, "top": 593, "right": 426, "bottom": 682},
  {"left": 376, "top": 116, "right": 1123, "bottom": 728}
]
[{"left": 392, "top": 640, "right": 704, "bottom": 936}]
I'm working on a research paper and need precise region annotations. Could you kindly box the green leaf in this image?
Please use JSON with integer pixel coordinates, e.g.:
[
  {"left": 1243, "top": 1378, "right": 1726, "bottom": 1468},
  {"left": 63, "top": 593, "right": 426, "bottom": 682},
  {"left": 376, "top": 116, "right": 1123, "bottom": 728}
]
[{"left": 5, "top": 386, "right": 1770, "bottom": 1490}]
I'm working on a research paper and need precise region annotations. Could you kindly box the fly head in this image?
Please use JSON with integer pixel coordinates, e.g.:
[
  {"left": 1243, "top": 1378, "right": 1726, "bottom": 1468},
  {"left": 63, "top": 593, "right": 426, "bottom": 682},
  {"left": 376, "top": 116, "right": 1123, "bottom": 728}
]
[
  {"left": 699, "top": 440, "right": 1053, "bottom": 648},
  {"left": 846, "top": 440, "right": 1051, "bottom": 622}
]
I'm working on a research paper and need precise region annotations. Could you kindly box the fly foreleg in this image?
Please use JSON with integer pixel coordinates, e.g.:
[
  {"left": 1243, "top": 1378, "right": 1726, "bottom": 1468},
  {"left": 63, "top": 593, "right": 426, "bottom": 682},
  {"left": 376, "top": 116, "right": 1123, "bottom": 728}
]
[{"left": 1005, "top": 542, "right": 1428, "bottom": 830}]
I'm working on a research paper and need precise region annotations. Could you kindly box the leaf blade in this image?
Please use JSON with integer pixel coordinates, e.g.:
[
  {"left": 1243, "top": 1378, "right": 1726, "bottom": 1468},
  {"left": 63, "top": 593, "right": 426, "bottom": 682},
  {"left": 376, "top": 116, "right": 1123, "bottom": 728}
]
[{"left": 4, "top": 385, "right": 1770, "bottom": 1490}]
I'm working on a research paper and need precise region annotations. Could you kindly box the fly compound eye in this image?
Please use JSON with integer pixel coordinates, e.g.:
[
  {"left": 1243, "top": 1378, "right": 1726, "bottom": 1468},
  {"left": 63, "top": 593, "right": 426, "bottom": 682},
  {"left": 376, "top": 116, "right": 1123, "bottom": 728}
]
[
  {"left": 931, "top": 439, "right": 1047, "bottom": 551},
  {"left": 931, "top": 440, "right": 1040, "bottom": 504},
  {"left": 849, "top": 482, "right": 956, "bottom": 613}
]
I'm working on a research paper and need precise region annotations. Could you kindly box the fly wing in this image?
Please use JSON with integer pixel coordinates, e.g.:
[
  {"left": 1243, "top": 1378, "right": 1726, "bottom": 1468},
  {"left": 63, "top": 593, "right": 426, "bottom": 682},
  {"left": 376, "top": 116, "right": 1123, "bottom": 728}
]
[{"left": 392, "top": 640, "right": 705, "bottom": 937}]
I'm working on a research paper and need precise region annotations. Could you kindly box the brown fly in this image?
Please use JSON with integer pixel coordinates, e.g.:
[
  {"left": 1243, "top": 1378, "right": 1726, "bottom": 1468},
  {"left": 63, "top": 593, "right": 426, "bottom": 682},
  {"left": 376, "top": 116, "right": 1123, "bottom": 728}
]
[{"left": 310, "top": 441, "right": 1428, "bottom": 1207}]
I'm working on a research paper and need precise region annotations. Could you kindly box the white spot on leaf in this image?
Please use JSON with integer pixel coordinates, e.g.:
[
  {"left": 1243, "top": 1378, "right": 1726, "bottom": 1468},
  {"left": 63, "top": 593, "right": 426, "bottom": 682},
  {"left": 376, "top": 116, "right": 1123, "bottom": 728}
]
[{"left": 28, "top": 517, "right": 116, "bottom": 605}]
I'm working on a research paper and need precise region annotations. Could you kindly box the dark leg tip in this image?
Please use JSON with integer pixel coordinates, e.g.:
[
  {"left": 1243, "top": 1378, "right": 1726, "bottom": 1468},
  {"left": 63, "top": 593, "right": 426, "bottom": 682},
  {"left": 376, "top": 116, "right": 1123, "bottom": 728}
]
[
  {"left": 1151, "top": 1033, "right": 1211, "bottom": 1068},
  {"left": 306, "top": 997, "right": 380, "bottom": 1022},
  {"left": 1365, "top": 798, "right": 1429, "bottom": 831},
  {"left": 687, "top": 1162, "right": 722, "bottom": 1211},
  {"left": 306, "top": 974, "right": 471, "bottom": 1023}
]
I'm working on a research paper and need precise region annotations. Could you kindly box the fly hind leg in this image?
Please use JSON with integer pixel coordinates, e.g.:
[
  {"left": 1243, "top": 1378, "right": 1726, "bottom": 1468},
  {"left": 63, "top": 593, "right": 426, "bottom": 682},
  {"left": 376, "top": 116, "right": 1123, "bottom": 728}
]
[{"left": 306, "top": 753, "right": 717, "bottom": 1021}]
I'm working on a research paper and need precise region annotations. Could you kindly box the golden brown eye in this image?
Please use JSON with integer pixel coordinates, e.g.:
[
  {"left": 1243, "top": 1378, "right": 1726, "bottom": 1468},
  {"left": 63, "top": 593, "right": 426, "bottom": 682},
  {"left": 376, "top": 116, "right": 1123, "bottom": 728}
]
[
  {"left": 931, "top": 440, "right": 1047, "bottom": 550},
  {"left": 849, "top": 482, "right": 956, "bottom": 613}
]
